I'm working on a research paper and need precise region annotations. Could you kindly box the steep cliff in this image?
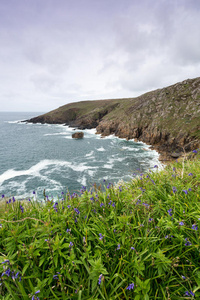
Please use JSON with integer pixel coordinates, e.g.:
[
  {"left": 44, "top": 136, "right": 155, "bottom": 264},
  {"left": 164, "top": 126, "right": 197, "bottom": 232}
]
[{"left": 27, "top": 77, "right": 200, "bottom": 160}]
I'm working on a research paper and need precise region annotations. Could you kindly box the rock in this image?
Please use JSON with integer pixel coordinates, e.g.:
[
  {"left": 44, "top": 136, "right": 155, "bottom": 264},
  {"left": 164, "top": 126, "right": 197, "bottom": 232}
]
[
  {"left": 72, "top": 132, "right": 84, "bottom": 139},
  {"left": 171, "top": 152, "right": 182, "bottom": 158}
]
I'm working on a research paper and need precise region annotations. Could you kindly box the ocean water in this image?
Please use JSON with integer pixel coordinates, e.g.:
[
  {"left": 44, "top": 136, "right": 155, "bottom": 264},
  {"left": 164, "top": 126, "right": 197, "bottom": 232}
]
[{"left": 0, "top": 112, "right": 161, "bottom": 199}]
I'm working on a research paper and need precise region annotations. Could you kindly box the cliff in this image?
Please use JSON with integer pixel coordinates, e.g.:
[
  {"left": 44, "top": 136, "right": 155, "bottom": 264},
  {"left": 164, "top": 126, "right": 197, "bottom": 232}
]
[{"left": 27, "top": 77, "right": 200, "bottom": 160}]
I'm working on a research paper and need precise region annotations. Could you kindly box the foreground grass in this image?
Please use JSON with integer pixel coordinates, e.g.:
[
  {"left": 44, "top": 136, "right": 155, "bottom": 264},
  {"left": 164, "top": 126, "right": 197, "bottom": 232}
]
[{"left": 0, "top": 152, "right": 200, "bottom": 299}]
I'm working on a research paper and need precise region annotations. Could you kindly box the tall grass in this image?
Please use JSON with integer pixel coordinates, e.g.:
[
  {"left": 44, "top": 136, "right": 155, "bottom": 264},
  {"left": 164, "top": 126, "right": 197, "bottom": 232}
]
[{"left": 0, "top": 152, "right": 199, "bottom": 299}]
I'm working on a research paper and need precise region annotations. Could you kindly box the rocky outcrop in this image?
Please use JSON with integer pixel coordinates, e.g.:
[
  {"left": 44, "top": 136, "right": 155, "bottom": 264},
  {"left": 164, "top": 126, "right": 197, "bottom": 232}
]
[
  {"left": 72, "top": 132, "right": 84, "bottom": 139},
  {"left": 26, "top": 77, "right": 200, "bottom": 161}
]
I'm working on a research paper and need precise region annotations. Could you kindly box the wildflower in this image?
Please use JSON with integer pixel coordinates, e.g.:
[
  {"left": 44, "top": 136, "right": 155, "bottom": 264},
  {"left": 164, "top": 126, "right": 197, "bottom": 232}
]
[
  {"left": 188, "top": 173, "right": 193, "bottom": 176},
  {"left": 191, "top": 224, "right": 198, "bottom": 231},
  {"left": 1, "top": 260, "right": 9, "bottom": 264},
  {"left": 33, "top": 191, "right": 35, "bottom": 194},
  {"left": 179, "top": 221, "right": 184, "bottom": 226},
  {"left": 98, "top": 274, "right": 103, "bottom": 285},
  {"left": 32, "top": 290, "right": 40, "bottom": 300},
  {"left": 12, "top": 196, "right": 15, "bottom": 202},
  {"left": 184, "top": 290, "right": 195, "bottom": 297},
  {"left": 67, "top": 205, "right": 71, "bottom": 208},
  {"left": 66, "top": 228, "right": 71, "bottom": 233},
  {"left": 126, "top": 283, "right": 134, "bottom": 290},
  {"left": 53, "top": 273, "right": 60, "bottom": 279},
  {"left": 99, "top": 233, "right": 104, "bottom": 240},
  {"left": 1, "top": 194, "right": 4, "bottom": 198},
  {"left": 172, "top": 186, "right": 177, "bottom": 193},
  {"left": 131, "top": 247, "right": 135, "bottom": 250},
  {"left": 74, "top": 208, "right": 80, "bottom": 214},
  {"left": 149, "top": 218, "right": 153, "bottom": 222},
  {"left": 168, "top": 208, "right": 173, "bottom": 216},
  {"left": 108, "top": 200, "right": 112, "bottom": 205},
  {"left": 154, "top": 165, "right": 158, "bottom": 168},
  {"left": 183, "top": 190, "right": 188, "bottom": 194},
  {"left": 90, "top": 197, "right": 94, "bottom": 201},
  {"left": 193, "top": 150, "right": 197, "bottom": 154},
  {"left": 69, "top": 242, "right": 73, "bottom": 247},
  {"left": 112, "top": 202, "right": 116, "bottom": 207},
  {"left": 117, "top": 244, "right": 120, "bottom": 250},
  {"left": 182, "top": 275, "right": 186, "bottom": 280},
  {"left": 185, "top": 238, "right": 192, "bottom": 246},
  {"left": 100, "top": 203, "right": 104, "bottom": 207},
  {"left": 20, "top": 205, "right": 24, "bottom": 213},
  {"left": 173, "top": 167, "right": 176, "bottom": 172},
  {"left": 119, "top": 186, "right": 122, "bottom": 192}
]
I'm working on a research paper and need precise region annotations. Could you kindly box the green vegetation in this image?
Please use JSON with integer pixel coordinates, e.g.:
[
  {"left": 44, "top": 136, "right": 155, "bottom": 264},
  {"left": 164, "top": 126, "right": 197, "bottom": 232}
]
[{"left": 0, "top": 151, "right": 200, "bottom": 299}]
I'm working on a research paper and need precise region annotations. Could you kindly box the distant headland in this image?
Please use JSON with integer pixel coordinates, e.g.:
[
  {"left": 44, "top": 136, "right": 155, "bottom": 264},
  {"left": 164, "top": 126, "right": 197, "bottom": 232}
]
[{"left": 26, "top": 77, "right": 200, "bottom": 161}]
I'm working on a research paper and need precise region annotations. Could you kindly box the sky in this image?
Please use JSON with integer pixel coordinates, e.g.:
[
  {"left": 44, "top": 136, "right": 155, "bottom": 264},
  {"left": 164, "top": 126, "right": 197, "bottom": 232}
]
[{"left": 0, "top": 0, "right": 200, "bottom": 112}]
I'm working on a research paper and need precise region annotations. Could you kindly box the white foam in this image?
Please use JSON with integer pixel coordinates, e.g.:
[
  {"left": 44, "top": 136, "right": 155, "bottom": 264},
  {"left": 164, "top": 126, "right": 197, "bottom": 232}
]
[
  {"left": 85, "top": 151, "right": 94, "bottom": 157},
  {"left": 96, "top": 147, "right": 106, "bottom": 152}
]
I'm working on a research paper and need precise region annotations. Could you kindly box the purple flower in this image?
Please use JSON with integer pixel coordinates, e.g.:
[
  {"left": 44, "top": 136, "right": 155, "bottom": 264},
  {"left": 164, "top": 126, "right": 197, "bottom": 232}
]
[
  {"left": 119, "top": 186, "right": 122, "bottom": 192},
  {"left": 172, "top": 186, "right": 177, "bottom": 193},
  {"left": 149, "top": 218, "right": 153, "bottom": 222},
  {"left": 126, "top": 283, "right": 134, "bottom": 290},
  {"left": 1, "top": 194, "right": 5, "bottom": 198},
  {"left": 191, "top": 224, "right": 198, "bottom": 231},
  {"left": 117, "top": 244, "right": 120, "bottom": 250},
  {"left": 1, "top": 260, "right": 9, "bottom": 264},
  {"left": 98, "top": 274, "right": 103, "bottom": 285},
  {"left": 154, "top": 165, "right": 158, "bottom": 168},
  {"left": 112, "top": 202, "right": 116, "bottom": 207},
  {"left": 182, "top": 275, "right": 186, "bottom": 280},
  {"left": 184, "top": 290, "right": 195, "bottom": 297},
  {"left": 69, "top": 242, "right": 73, "bottom": 247},
  {"left": 131, "top": 247, "right": 135, "bottom": 250},
  {"left": 99, "top": 233, "right": 104, "bottom": 240},
  {"left": 74, "top": 208, "right": 80, "bottom": 214},
  {"left": 66, "top": 228, "right": 71, "bottom": 233},
  {"left": 188, "top": 173, "right": 193, "bottom": 176},
  {"left": 33, "top": 191, "right": 35, "bottom": 194},
  {"left": 179, "top": 221, "right": 184, "bottom": 226},
  {"left": 185, "top": 238, "right": 192, "bottom": 246},
  {"left": 100, "top": 203, "right": 104, "bottom": 207},
  {"left": 20, "top": 205, "right": 24, "bottom": 213},
  {"left": 168, "top": 208, "right": 173, "bottom": 216},
  {"left": 183, "top": 190, "right": 188, "bottom": 194},
  {"left": 67, "top": 205, "right": 71, "bottom": 208},
  {"left": 193, "top": 150, "right": 197, "bottom": 154}
]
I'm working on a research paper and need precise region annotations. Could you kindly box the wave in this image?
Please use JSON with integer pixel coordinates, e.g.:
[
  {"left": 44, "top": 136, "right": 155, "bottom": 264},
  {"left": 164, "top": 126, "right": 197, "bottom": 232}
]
[{"left": 96, "top": 147, "right": 106, "bottom": 151}]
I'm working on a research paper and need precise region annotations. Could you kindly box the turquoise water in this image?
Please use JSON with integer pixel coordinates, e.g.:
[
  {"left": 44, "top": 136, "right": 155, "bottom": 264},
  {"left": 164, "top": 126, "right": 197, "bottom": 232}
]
[{"left": 0, "top": 112, "right": 161, "bottom": 199}]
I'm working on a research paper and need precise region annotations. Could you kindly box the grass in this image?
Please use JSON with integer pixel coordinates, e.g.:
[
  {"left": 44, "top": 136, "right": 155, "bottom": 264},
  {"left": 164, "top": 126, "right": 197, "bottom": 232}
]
[{"left": 0, "top": 151, "right": 200, "bottom": 299}]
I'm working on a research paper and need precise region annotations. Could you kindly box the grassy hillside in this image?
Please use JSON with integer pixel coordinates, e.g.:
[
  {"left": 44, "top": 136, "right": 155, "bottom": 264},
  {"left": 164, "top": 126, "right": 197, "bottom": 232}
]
[
  {"left": 0, "top": 150, "right": 200, "bottom": 299},
  {"left": 27, "top": 77, "right": 200, "bottom": 157}
]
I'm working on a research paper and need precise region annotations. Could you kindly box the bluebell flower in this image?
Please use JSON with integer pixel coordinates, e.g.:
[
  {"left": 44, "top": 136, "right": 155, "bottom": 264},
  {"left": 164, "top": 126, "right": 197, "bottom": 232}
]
[
  {"left": 66, "top": 228, "right": 71, "bottom": 233},
  {"left": 69, "top": 242, "right": 73, "bottom": 247},
  {"left": 99, "top": 233, "right": 104, "bottom": 240},
  {"left": 98, "top": 274, "right": 103, "bottom": 285},
  {"left": 193, "top": 150, "right": 197, "bottom": 154},
  {"left": 74, "top": 208, "right": 80, "bottom": 214},
  {"left": 117, "top": 244, "right": 120, "bottom": 250},
  {"left": 188, "top": 173, "right": 193, "bottom": 176},
  {"left": 1, "top": 195, "right": 4, "bottom": 198},
  {"left": 168, "top": 208, "right": 173, "bottom": 216},
  {"left": 179, "top": 221, "right": 184, "bottom": 226},
  {"left": 182, "top": 275, "right": 186, "bottom": 280},
  {"left": 100, "top": 203, "right": 104, "bottom": 207},
  {"left": 172, "top": 186, "right": 177, "bottom": 193},
  {"left": 131, "top": 247, "right": 135, "bottom": 250},
  {"left": 185, "top": 238, "right": 192, "bottom": 246},
  {"left": 191, "top": 224, "right": 198, "bottom": 231},
  {"left": 126, "top": 283, "right": 134, "bottom": 290}
]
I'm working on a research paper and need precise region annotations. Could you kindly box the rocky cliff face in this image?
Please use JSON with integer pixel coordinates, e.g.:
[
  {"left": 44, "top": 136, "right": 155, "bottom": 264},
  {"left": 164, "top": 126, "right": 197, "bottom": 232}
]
[{"left": 27, "top": 77, "right": 200, "bottom": 160}]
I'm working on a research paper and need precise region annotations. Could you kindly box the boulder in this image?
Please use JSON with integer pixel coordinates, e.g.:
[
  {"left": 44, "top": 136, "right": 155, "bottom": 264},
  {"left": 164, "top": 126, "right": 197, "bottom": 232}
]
[{"left": 72, "top": 132, "right": 84, "bottom": 139}]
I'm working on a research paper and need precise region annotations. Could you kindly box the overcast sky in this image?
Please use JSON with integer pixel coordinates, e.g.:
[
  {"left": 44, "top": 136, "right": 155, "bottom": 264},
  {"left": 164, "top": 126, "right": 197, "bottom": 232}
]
[{"left": 0, "top": 0, "right": 200, "bottom": 112}]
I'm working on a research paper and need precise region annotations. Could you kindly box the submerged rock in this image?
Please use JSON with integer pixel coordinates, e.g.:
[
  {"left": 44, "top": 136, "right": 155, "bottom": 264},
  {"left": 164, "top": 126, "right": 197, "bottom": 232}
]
[{"left": 72, "top": 132, "right": 84, "bottom": 139}]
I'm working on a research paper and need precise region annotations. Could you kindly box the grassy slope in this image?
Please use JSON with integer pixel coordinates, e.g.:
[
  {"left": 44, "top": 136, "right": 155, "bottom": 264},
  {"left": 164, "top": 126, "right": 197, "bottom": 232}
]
[
  {"left": 28, "top": 77, "right": 200, "bottom": 141},
  {"left": 0, "top": 151, "right": 200, "bottom": 299}
]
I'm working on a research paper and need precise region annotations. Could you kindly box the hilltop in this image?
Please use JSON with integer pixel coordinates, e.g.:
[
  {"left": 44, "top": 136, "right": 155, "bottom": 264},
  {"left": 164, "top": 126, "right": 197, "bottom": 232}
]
[{"left": 27, "top": 77, "right": 200, "bottom": 160}]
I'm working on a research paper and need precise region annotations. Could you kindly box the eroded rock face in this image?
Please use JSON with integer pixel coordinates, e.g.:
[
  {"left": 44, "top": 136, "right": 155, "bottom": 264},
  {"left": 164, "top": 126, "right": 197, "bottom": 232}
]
[{"left": 72, "top": 132, "right": 84, "bottom": 139}]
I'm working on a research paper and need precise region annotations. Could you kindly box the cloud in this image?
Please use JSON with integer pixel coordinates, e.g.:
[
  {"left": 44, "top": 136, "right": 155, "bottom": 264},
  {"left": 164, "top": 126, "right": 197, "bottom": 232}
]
[{"left": 0, "top": 0, "right": 200, "bottom": 111}]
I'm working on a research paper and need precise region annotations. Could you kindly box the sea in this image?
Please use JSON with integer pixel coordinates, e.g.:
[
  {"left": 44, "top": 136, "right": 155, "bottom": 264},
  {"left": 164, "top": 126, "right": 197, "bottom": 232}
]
[{"left": 0, "top": 112, "right": 162, "bottom": 200}]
